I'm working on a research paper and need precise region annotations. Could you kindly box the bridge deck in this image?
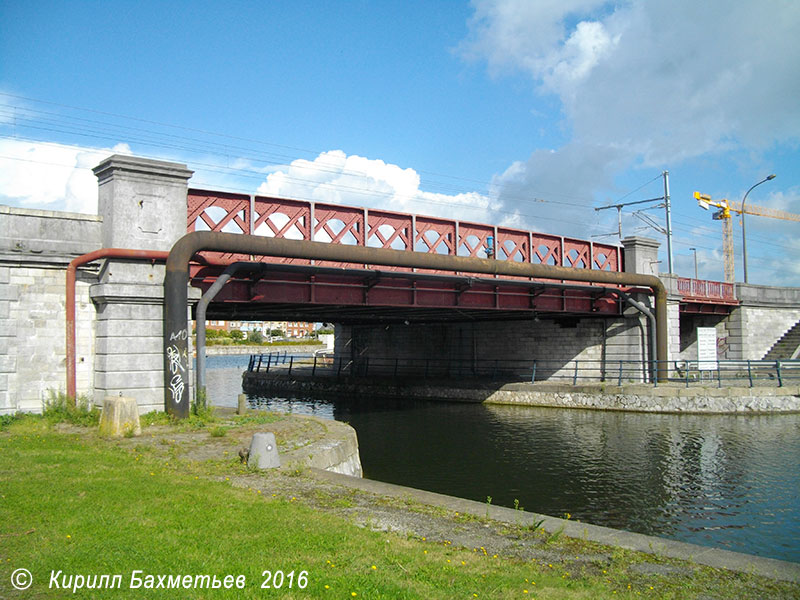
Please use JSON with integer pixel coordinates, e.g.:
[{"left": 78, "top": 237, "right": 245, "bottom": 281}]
[
  {"left": 187, "top": 189, "right": 629, "bottom": 321},
  {"left": 185, "top": 190, "right": 739, "bottom": 320},
  {"left": 192, "top": 263, "right": 627, "bottom": 324}
]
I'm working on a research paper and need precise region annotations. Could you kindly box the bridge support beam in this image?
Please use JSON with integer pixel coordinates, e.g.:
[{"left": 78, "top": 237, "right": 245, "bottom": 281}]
[{"left": 164, "top": 231, "right": 668, "bottom": 417}]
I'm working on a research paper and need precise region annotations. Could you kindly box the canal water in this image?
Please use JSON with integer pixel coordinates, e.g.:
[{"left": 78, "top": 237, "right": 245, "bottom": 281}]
[{"left": 205, "top": 355, "right": 800, "bottom": 563}]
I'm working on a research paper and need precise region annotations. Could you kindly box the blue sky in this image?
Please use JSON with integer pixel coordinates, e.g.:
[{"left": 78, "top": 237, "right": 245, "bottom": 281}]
[{"left": 1, "top": 1, "right": 799, "bottom": 286}]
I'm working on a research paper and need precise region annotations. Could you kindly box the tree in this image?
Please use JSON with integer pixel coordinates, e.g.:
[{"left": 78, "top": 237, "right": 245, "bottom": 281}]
[
  {"left": 247, "top": 330, "right": 264, "bottom": 344},
  {"left": 230, "top": 329, "right": 244, "bottom": 341}
]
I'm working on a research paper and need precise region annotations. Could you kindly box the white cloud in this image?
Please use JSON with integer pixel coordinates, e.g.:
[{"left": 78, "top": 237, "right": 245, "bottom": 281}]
[
  {"left": 0, "top": 139, "right": 131, "bottom": 214},
  {"left": 465, "top": 1, "right": 800, "bottom": 159},
  {"left": 462, "top": 0, "right": 800, "bottom": 240},
  {"left": 490, "top": 141, "right": 630, "bottom": 237},
  {"left": 258, "top": 150, "right": 496, "bottom": 224}
]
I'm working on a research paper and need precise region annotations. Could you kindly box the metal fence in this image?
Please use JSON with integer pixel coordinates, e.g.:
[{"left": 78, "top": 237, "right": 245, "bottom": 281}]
[{"left": 247, "top": 353, "right": 800, "bottom": 388}]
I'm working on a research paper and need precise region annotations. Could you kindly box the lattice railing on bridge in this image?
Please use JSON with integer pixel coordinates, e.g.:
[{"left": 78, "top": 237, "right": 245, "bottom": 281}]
[
  {"left": 187, "top": 189, "right": 621, "bottom": 274},
  {"left": 677, "top": 277, "right": 736, "bottom": 303}
]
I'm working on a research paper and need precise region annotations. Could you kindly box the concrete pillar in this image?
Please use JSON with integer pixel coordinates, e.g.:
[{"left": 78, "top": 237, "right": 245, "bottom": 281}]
[
  {"left": 90, "top": 155, "right": 193, "bottom": 412},
  {"left": 620, "top": 236, "right": 660, "bottom": 276},
  {"left": 619, "top": 237, "right": 663, "bottom": 365}
]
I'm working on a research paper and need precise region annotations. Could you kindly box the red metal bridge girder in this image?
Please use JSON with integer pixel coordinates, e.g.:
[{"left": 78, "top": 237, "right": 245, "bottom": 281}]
[{"left": 187, "top": 189, "right": 622, "bottom": 276}]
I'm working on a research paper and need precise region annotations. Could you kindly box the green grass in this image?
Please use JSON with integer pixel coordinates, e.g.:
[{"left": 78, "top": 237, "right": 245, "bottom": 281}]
[
  {"left": 41, "top": 391, "right": 100, "bottom": 427},
  {"left": 1, "top": 425, "right": 577, "bottom": 599},
  {"left": 0, "top": 418, "right": 796, "bottom": 599}
]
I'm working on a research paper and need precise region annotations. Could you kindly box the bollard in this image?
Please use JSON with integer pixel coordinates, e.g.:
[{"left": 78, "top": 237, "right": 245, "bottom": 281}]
[
  {"left": 99, "top": 396, "right": 141, "bottom": 437},
  {"left": 248, "top": 432, "right": 281, "bottom": 469},
  {"left": 237, "top": 393, "right": 248, "bottom": 415}
]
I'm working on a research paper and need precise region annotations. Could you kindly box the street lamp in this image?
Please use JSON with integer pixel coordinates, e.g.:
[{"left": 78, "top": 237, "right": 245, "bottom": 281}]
[
  {"left": 689, "top": 247, "right": 698, "bottom": 279},
  {"left": 741, "top": 174, "right": 776, "bottom": 284}
]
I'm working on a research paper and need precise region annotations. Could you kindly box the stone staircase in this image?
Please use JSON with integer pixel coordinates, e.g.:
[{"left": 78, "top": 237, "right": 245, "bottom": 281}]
[{"left": 763, "top": 320, "right": 800, "bottom": 360}]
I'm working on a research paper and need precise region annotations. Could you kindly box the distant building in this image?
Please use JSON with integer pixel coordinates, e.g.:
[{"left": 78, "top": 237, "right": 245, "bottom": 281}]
[
  {"left": 284, "top": 321, "right": 314, "bottom": 338},
  {"left": 196, "top": 320, "right": 316, "bottom": 338}
]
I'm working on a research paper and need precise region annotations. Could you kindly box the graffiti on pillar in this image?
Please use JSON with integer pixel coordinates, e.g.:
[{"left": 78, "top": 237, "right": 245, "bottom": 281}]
[
  {"left": 166, "top": 333, "right": 188, "bottom": 404},
  {"left": 717, "top": 336, "right": 730, "bottom": 359},
  {"left": 170, "top": 329, "right": 189, "bottom": 341},
  {"left": 169, "top": 373, "right": 185, "bottom": 404},
  {"left": 166, "top": 344, "right": 185, "bottom": 374}
]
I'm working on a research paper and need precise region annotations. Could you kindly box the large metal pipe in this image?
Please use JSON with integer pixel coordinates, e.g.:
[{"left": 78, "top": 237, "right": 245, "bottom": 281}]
[
  {"left": 66, "top": 249, "right": 169, "bottom": 402},
  {"left": 164, "top": 231, "right": 669, "bottom": 417},
  {"left": 614, "top": 290, "right": 657, "bottom": 382},
  {"left": 195, "top": 262, "right": 269, "bottom": 403}
]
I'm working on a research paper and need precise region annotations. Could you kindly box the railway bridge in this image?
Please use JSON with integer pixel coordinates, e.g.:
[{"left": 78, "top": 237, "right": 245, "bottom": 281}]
[{"left": 1, "top": 155, "right": 799, "bottom": 415}]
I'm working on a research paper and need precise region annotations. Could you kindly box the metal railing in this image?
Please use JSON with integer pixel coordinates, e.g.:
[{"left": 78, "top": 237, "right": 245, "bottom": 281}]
[
  {"left": 248, "top": 351, "right": 291, "bottom": 373},
  {"left": 247, "top": 354, "right": 800, "bottom": 388},
  {"left": 677, "top": 277, "right": 736, "bottom": 302}
]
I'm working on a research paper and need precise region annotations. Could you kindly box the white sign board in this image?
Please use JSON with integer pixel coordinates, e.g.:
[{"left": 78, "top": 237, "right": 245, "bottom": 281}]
[{"left": 697, "top": 327, "right": 718, "bottom": 371}]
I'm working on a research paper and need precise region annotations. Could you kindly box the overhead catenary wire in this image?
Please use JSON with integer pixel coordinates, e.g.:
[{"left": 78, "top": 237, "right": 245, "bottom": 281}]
[
  {"left": 1, "top": 92, "right": 796, "bottom": 280},
  {"left": 0, "top": 93, "right": 595, "bottom": 207}
]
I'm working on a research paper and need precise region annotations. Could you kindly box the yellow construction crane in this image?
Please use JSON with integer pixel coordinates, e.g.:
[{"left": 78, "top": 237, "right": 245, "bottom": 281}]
[{"left": 694, "top": 191, "right": 800, "bottom": 283}]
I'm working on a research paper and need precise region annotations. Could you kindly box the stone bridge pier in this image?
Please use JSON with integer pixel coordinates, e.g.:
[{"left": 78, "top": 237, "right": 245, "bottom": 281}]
[{"left": 90, "top": 156, "right": 194, "bottom": 412}]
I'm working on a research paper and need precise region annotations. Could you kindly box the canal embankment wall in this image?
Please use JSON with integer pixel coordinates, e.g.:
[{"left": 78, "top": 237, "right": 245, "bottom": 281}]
[
  {"left": 312, "top": 468, "right": 800, "bottom": 583},
  {"left": 204, "top": 344, "right": 323, "bottom": 356},
  {"left": 243, "top": 373, "right": 800, "bottom": 414},
  {"left": 280, "top": 413, "right": 362, "bottom": 477}
]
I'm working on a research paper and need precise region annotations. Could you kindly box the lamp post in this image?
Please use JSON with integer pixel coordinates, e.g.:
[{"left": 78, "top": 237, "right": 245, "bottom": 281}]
[
  {"left": 689, "top": 247, "right": 698, "bottom": 279},
  {"left": 741, "top": 174, "right": 776, "bottom": 284}
]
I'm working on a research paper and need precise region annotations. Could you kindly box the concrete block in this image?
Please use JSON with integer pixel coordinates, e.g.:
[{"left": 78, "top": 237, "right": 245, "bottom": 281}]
[
  {"left": 0, "top": 391, "right": 13, "bottom": 411},
  {"left": 0, "top": 286, "right": 19, "bottom": 302},
  {"left": 95, "top": 370, "right": 165, "bottom": 390},
  {"left": 95, "top": 336, "right": 163, "bottom": 355},
  {"left": 248, "top": 432, "right": 281, "bottom": 469},
  {"left": 0, "top": 355, "right": 16, "bottom": 373},
  {"left": 96, "top": 319, "right": 162, "bottom": 338},
  {"left": 94, "top": 154, "right": 193, "bottom": 252},
  {"left": 95, "top": 353, "right": 163, "bottom": 372},
  {"left": 90, "top": 281, "right": 166, "bottom": 303},
  {"left": 94, "top": 387, "right": 165, "bottom": 410},
  {"left": 98, "top": 396, "right": 141, "bottom": 437},
  {"left": 9, "top": 275, "right": 37, "bottom": 285},
  {"left": 94, "top": 302, "right": 163, "bottom": 321}
]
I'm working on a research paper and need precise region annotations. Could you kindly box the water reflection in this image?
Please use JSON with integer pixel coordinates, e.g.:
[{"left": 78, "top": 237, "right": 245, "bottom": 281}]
[
  {"left": 205, "top": 356, "right": 800, "bottom": 561},
  {"left": 249, "top": 396, "right": 800, "bottom": 561}
]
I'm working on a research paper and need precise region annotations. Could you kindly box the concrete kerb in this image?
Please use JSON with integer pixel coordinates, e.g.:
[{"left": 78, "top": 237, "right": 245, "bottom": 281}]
[
  {"left": 244, "top": 373, "right": 800, "bottom": 414},
  {"left": 311, "top": 468, "right": 800, "bottom": 584},
  {"left": 277, "top": 415, "right": 363, "bottom": 477}
]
